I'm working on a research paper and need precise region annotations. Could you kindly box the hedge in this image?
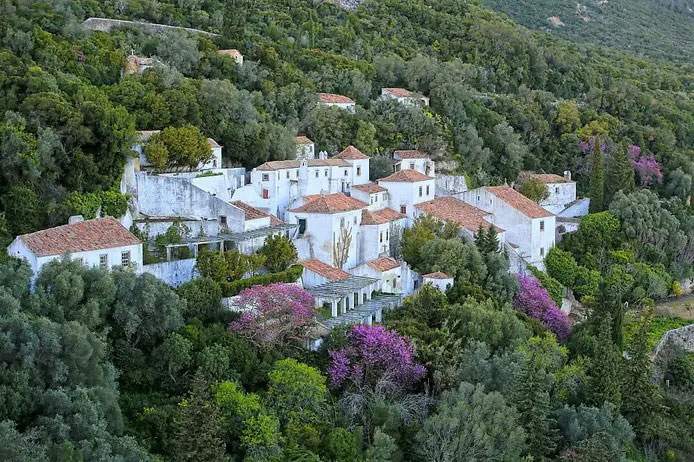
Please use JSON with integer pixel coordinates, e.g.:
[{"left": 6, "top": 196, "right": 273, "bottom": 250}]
[{"left": 221, "top": 264, "right": 304, "bottom": 297}]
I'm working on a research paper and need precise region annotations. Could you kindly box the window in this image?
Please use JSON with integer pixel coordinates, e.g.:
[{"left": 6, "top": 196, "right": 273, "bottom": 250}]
[
  {"left": 298, "top": 219, "right": 307, "bottom": 235},
  {"left": 400, "top": 205, "right": 406, "bottom": 214},
  {"left": 386, "top": 230, "right": 389, "bottom": 240},
  {"left": 344, "top": 169, "right": 348, "bottom": 176},
  {"left": 286, "top": 171, "right": 290, "bottom": 178},
  {"left": 409, "top": 162, "right": 415, "bottom": 169},
  {"left": 357, "top": 166, "right": 361, "bottom": 176},
  {"left": 213, "top": 160, "right": 217, "bottom": 168},
  {"left": 340, "top": 217, "right": 345, "bottom": 227},
  {"left": 540, "top": 247, "right": 545, "bottom": 257},
  {"left": 374, "top": 194, "right": 378, "bottom": 202},
  {"left": 354, "top": 216, "right": 357, "bottom": 224},
  {"left": 379, "top": 232, "right": 383, "bottom": 243},
  {"left": 370, "top": 196, "right": 374, "bottom": 205},
  {"left": 540, "top": 220, "right": 545, "bottom": 231},
  {"left": 262, "top": 189, "right": 269, "bottom": 199},
  {"left": 324, "top": 169, "right": 328, "bottom": 176},
  {"left": 99, "top": 254, "right": 108, "bottom": 269},
  {"left": 418, "top": 186, "right": 423, "bottom": 197},
  {"left": 262, "top": 173, "right": 269, "bottom": 181},
  {"left": 555, "top": 187, "right": 559, "bottom": 194},
  {"left": 121, "top": 250, "right": 131, "bottom": 267},
  {"left": 426, "top": 185, "right": 430, "bottom": 195},
  {"left": 315, "top": 170, "right": 319, "bottom": 178}
]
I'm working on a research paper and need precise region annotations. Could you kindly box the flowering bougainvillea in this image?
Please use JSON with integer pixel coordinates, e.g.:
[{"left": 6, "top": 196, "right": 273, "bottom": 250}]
[
  {"left": 513, "top": 275, "right": 571, "bottom": 341},
  {"left": 328, "top": 324, "right": 426, "bottom": 390},
  {"left": 628, "top": 144, "right": 663, "bottom": 187},
  {"left": 229, "top": 283, "right": 315, "bottom": 348}
]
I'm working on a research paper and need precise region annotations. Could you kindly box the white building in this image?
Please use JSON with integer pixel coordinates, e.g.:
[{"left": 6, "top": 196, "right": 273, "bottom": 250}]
[
  {"left": 229, "top": 201, "right": 290, "bottom": 254},
  {"left": 422, "top": 272, "right": 454, "bottom": 292},
  {"left": 287, "top": 193, "right": 368, "bottom": 270},
  {"left": 7, "top": 217, "right": 143, "bottom": 278},
  {"left": 393, "top": 150, "right": 435, "bottom": 176},
  {"left": 133, "top": 130, "right": 223, "bottom": 171},
  {"left": 351, "top": 182, "right": 389, "bottom": 211},
  {"left": 377, "top": 169, "right": 435, "bottom": 224},
  {"left": 381, "top": 88, "right": 429, "bottom": 107},
  {"left": 523, "top": 171, "right": 577, "bottom": 215},
  {"left": 317, "top": 93, "right": 356, "bottom": 112},
  {"left": 218, "top": 49, "right": 243, "bottom": 65},
  {"left": 460, "top": 186, "right": 555, "bottom": 271},
  {"left": 359, "top": 208, "right": 406, "bottom": 262},
  {"left": 353, "top": 256, "right": 403, "bottom": 294},
  {"left": 296, "top": 136, "right": 315, "bottom": 160},
  {"left": 414, "top": 196, "right": 506, "bottom": 245}
]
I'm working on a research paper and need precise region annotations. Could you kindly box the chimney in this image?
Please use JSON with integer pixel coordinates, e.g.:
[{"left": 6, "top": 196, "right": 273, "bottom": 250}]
[
  {"left": 68, "top": 215, "right": 84, "bottom": 225},
  {"left": 319, "top": 150, "right": 328, "bottom": 160},
  {"left": 563, "top": 170, "right": 571, "bottom": 181}
]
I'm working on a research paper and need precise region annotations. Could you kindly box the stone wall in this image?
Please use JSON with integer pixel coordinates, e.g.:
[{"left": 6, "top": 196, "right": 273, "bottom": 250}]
[
  {"left": 653, "top": 323, "right": 694, "bottom": 382},
  {"left": 82, "top": 18, "right": 218, "bottom": 36},
  {"left": 435, "top": 174, "right": 468, "bottom": 198},
  {"left": 142, "top": 258, "right": 198, "bottom": 287}
]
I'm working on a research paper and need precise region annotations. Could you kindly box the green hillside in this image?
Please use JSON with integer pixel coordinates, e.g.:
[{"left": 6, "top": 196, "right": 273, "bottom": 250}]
[{"left": 484, "top": 0, "right": 694, "bottom": 62}]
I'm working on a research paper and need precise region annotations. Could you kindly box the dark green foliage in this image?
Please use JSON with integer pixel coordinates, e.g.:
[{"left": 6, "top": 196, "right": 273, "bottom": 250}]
[
  {"left": 605, "top": 146, "right": 634, "bottom": 206},
  {"left": 177, "top": 277, "right": 224, "bottom": 323},
  {"left": 474, "top": 225, "right": 500, "bottom": 254},
  {"left": 529, "top": 266, "right": 564, "bottom": 306},
  {"left": 586, "top": 316, "right": 622, "bottom": 408},
  {"left": 258, "top": 233, "right": 298, "bottom": 273},
  {"left": 588, "top": 142, "right": 605, "bottom": 213},
  {"left": 220, "top": 264, "right": 304, "bottom": 297}
]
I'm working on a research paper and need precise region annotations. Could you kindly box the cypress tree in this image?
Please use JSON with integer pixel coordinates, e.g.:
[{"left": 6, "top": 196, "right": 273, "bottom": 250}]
[
  {"left": 587, "top": 315, "right": 622, "bottom": 408},
  {"left": 514, "top": 360, "right": 559, "bottom": 460},
  {"left": 589, "top": 140, "right": 605, "bottom": 212},
  {"left": 605, "top": 146, "right": 635, "bottom": 206}
]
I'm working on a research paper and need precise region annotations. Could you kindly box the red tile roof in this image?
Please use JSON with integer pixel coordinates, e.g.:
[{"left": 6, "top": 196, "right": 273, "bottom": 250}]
[
  {"left": 19, "top": 217, "right": 141, "bottom": 257},
  {"left": 296, "top": 135, "right": 313, "bottom": 145},
  {"left": 415, "top": 197, "right": 502, "bottom": 233},
  {"left": 289, "top": 193, "right": 367, "bottom": 214},
  {"left": 317, "top": 93, "right": 354, "bottom": 104},
  {"left": 361, "top": 208, "right": 406, "bottom": 225},
  {"left": 383, "top": 88, "right": 415, "bottom": 98},
  {"left": 393, "top": 150, "right": 428, "bottom": 159},
  {"left": 335, "top": 145, "right": 368, "bottom": 160},
  {"left": 353, "top": 182, "right": 387, "bottom": 194},
  {"left": 529, "top": 173, "right": 572, "bottom": 184},
  {"left": 301, "top": 259, "right": 350, "bottom": 281},
  {"left": 423, "top": 272, "right": 451, "bottom": 279},
  {"left": 487, "top": 186, "right": 554, "bottom": 219},
  {"left": 378, "top": 169, "right": 433, "bottom": 183},
  {"left": 367, "top": 256, "right": 400, "bottom": 272},
  {"left": 256, "top": 158, "right": 350, "bottom": 171}
]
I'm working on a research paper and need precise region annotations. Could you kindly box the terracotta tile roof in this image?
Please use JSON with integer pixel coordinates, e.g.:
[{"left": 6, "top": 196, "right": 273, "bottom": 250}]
[
  {"left": 529, "top": 173, "right": 572, "bottom": 184},
  {"left": 308, "top": 159, "right": 351, "bottom": 167},
  {"left": 378, "top": 169, "right": 433, "bottom": 183},
  {"left": 18, "top": 217, "right": 141, "bottom": 257},
  {"left": 367, "top": 256, "right": 400, "bottom": 272},
  {"left": 487, "top": 186, "right": 554, "bottom": 219},
  {"left": 383, "top": 88, "right": 415, "bottom": 98},
  {"left": 256, "top": 158, "right": 350, "bottom": 171},
  {"left": 393, "top": 150, "right": 428, "bottom": 159},
  {"left": 296, "top": 135, "right": 313, "bottom": 145},
  {"left": 289, "top": 193, "right": 367, "bottom": 214},
  {"left": 353, "top": 182, "right": 387, "bottom": 194},
  {"left": 423, "top": 272, "right": 451, "bottom": 279},
  {"left": 231, "top": 201, "right": 270, "bottom": 221},
  {"left": 361, "top": 208, "right": 406, "bottom": 225},
  {"left": 218, "top": 49, "right": 242, "bottom": 58},
  {"left": 317, "top": 93, "right": 355, "bottom": 104},
  {"left": 301, "top": 259, "right": 350, "bottom": 281},
  {"left": 335, "top": 145, "right": 368, "bottom": 160},
  {"left": 269, "top": 214, "right": 284, "bottom": 226},
  {"left": 415, "top": 197, "right": 503, "bottom": 233}
]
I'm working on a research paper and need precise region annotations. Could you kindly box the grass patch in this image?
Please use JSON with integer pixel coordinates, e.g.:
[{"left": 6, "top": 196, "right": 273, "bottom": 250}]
[{"left": 623, "top": 311, "right": 691, "bottom": 350}]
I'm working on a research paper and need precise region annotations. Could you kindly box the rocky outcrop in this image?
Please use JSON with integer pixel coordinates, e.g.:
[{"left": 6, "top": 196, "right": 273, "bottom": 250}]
[
  {"left": 653, "top": 323, "right": 694, "bottom": 382},
  {"left": 82, "top": 18, "right": 219, "bottom": 37}
]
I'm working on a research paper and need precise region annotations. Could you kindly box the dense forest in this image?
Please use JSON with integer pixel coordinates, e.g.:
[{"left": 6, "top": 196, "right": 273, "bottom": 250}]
[
  {"left": 484, "top": 0, "right": 694, "bottom": 63},
  {"left": 0, "top": 0, "right": 692, "bottom": 461}
]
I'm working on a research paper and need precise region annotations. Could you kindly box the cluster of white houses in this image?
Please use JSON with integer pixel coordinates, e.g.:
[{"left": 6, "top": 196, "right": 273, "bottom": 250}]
[{"left": 7, "top": 91, "right": 587, "bottom": 337}]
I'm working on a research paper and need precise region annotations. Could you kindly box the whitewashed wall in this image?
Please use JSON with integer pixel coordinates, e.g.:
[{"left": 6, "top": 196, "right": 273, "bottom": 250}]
[{"left": 142, "top": 258, "right": 198, "bottom": 287}]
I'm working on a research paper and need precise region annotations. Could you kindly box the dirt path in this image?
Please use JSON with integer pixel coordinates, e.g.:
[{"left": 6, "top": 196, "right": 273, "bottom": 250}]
[{"left": 654, "top": 294, "right": 694, "bottom": 320}]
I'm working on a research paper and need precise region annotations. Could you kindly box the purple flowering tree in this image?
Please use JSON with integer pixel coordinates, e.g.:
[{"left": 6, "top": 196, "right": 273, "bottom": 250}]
[
  {"left": 513, "top": 275, "right": 571, "bottom": 341},
  {"left": 328, "top": 324, "right": 426, "bottom": 390},
  {"left": 229, "top": 283, "right": 315, "bottom": 348},
  {"left": 628, "top": 144, "right": 663, "bottom": 187}
]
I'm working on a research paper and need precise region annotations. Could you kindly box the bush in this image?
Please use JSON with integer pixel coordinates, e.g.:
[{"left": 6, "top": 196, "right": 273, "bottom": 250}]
[
  {"left": 177, "top": 277, "right": 223, "bottom": 323},
  {"left": 258, "top": 234, "right": 298, "bottom": 273},
  {"left": 529, "top": 266, "right": 564, "bottom": 306},
  {"left": 221, "top": 264, "right": 304, "bottom": 297},
  {"left": 574, "top": 266, "right": 600, "bottom": 300},
  {"left": 545, "top": 247, "right": 579, "bottom": 288}
]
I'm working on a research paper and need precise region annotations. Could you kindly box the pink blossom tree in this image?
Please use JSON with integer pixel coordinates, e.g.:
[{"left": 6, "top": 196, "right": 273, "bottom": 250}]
[
  {"left": 328, "top": 324, "right": 426, "bottom": 390},
  {"left": 229, "top": 283, "right": 315, "bottom": 348},
  {"left": 513, "top": 275, "right": 571, "bottom": 341},
  {"left": 628, "top": 144, "right": 663, "bottom": 187}
]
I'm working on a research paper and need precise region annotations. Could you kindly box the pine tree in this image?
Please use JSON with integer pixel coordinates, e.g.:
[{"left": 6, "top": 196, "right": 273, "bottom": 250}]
[
  {"left": 587, "top": 316, "right": 622, "bottom": 408},
  {"left": 589, "top": 141, "right": 605, "bottom": 212},
  {"left": 173, "top": 374, "right": 228, "bottom": 462},
  {"left": 605, "top": 146, "right": 634, "bottom": 206},
  {"left": 514, "top": 361, "right": 559, "bottom": 460},
  {"left": 475, "top": 225, "right": 499, "bottom": 254}
]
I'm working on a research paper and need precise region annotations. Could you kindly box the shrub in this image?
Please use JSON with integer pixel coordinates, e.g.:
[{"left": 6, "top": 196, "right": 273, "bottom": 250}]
[
  {"left": 514, "top": 274, "right": 571, "bottom": 341},
  {"left": 529, "top": 266, "right": 564, "bottom": 306},
  {"left": 258, "top": 234, "right": 297, "bottom": 273},
  {"left": 220, "top": 264, "right": 304, "bottom": 297},
  {"left": 545, "top": 247, "right": 579, "bottom": 288}
]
